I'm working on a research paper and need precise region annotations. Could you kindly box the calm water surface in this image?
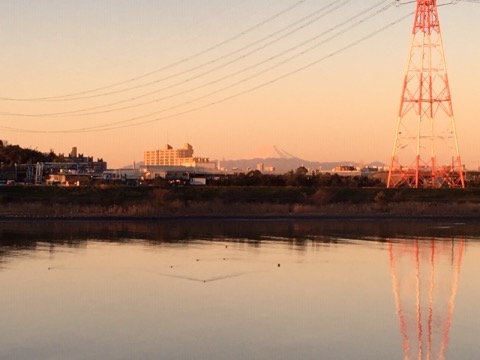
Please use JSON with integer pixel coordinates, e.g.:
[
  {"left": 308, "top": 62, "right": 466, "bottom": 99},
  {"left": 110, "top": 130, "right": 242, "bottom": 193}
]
[{"left": 1, "top": 219, "right": 479, "bottom": 360}]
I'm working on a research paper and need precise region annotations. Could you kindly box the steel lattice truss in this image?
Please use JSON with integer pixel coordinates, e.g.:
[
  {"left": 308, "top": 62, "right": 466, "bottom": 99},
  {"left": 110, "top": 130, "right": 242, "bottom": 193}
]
[{"left": 387, "top": 0, "right": 465, "bottom": 188}]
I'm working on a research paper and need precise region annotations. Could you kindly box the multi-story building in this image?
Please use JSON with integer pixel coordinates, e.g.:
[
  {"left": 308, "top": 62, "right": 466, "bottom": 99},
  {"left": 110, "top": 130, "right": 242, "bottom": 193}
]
[
  {"left": 144, "top": 143, "right": 216, "bottom": 169},
  {"left": 144, "top": 143, "right": 194, "bottom": 166}
]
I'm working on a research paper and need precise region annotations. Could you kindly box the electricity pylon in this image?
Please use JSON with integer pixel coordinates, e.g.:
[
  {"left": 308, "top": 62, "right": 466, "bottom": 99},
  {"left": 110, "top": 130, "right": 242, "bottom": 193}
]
[
  {"left": 387, "top": 0, "right": 465, "bottom": 188},
  {"left": 389, "top": 239, "right": 464, "bottom": 359}
]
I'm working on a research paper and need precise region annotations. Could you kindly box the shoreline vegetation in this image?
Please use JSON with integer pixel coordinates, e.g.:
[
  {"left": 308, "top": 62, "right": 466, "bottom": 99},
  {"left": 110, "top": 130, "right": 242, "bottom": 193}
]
[{"left": 2, "top": 186, "right": 480, "bottom": 220}]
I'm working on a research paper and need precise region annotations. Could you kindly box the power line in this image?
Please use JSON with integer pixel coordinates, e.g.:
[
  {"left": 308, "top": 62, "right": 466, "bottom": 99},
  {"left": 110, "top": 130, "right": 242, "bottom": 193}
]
[
  {"left": 79, "top": 0, "right": 397, "bottom": 130},
  {"left": 70, "top": 0, "right": 391, "bottom": 118},
  {"left": 2, "top": 0, "right": 388, "bottom": 118},
  {"left": 0, "top": 0, "right": 310, "bottom": 102},
  {"left": 0, "top": 0, "right": 346, "bottom": 105},
  {"left": 0, "top": 9, "right": 413, "bottom": 134},
  {"left": 396, "top": 0, "right": 479, "bottom": 5},
  {"left": 1, "top": 0, "right": 351, "bottom": 116}
]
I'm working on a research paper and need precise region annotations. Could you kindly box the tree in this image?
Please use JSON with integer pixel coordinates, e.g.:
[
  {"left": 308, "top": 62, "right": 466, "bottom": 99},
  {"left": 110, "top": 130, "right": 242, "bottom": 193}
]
[
  {"left": 0, "top": 143, "right": 57, "bottom": 165},
  {"left": 295, "top": 166, "right": 308, "bottom": 177}
]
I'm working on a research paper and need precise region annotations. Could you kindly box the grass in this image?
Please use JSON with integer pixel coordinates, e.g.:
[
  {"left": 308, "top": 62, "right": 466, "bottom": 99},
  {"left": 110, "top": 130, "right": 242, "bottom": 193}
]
[{"left": 1, "top": 185, "right": 480, "bottom": 218}]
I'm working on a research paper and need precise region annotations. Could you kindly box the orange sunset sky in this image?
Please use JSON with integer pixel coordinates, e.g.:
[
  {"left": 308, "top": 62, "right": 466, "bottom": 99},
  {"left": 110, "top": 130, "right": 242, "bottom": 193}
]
[{"left": 0, "top": 0, "right": 479, "bottom": 168}]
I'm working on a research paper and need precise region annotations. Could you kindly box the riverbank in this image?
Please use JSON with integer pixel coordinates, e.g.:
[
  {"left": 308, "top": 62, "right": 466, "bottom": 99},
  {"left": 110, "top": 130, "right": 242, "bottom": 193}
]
[{"left": 1, "top": 185, "right": 480, "bottom": 219}]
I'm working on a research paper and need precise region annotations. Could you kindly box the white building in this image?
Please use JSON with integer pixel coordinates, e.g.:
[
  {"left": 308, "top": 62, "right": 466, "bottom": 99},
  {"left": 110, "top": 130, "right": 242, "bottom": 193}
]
[{"left": 144, "top": 143, "right": 216, "bottom": 169}]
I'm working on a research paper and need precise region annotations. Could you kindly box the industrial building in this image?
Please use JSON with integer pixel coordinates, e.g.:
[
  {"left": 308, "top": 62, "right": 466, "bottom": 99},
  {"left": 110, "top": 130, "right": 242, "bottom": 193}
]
[{"left": 4, "top": 147, "right": 108, "bottom": 185}]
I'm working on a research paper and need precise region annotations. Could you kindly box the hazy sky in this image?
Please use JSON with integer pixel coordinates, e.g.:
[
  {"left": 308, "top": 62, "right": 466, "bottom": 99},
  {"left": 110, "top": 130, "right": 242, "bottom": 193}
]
[{"left": 0, "top": 0, "right": 479, "bottom": 168}]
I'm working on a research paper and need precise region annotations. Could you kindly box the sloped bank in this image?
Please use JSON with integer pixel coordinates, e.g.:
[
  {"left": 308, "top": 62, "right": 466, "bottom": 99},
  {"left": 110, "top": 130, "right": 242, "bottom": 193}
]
[{"left": 1, "top": 186, "right": 480, "bottom": 219}]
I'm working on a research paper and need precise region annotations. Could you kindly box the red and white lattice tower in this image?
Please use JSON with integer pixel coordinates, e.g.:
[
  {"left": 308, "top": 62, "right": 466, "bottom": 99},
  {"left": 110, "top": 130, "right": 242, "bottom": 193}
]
[
  {"left": 387, "top": 0, "right": 465, "bottom": 188},
  {"left": 389, "top": 239, "right": 464, "bottom": 359}
]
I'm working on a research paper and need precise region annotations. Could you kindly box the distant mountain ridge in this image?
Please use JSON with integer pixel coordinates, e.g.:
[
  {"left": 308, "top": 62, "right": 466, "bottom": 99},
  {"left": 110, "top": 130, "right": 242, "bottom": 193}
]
[
  {"left": 219, "top": 145, "right": 385, "bottom": 173},
  {"left": 127, "top": 145, "right": 385, "bottom": 173},
  {"left": 220, "top": 158, "right": 376, "bottom": 173}
]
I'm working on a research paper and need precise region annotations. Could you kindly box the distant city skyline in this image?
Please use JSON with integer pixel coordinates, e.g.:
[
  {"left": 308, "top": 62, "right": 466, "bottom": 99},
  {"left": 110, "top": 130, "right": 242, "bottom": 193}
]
[{"left": 0, "top": 0, "right": 479, "bottom": 168}]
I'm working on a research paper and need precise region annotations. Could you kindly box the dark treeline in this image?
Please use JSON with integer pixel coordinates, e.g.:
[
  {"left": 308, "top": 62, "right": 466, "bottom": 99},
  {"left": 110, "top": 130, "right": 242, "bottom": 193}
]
[
  {"left": 205, "top": 168, "right": 382, "bottom": 188},
  {"left": 1, "top": 185, "right": 480, "bottom": 218},
  {"left": 0, "top": 140, "right": 59, "bottom": 165}
]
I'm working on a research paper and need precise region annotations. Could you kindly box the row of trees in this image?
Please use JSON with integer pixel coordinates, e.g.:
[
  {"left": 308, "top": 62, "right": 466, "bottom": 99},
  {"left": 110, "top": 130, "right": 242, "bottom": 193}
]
[
  {"left": 207, "top": 168, "right": 383, "bottom": 188},
  {"left": 0, "top": 140, "right": 59, "bottom": 165},
  {"left": 139, "top": 166, "right": 384, "bottom": 188}
]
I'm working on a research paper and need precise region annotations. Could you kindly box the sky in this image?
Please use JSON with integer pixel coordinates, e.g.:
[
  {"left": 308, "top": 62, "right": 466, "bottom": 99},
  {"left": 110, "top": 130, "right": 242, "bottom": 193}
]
[{"left": 0, "top": 0, "right": 479, "bottom": 169}]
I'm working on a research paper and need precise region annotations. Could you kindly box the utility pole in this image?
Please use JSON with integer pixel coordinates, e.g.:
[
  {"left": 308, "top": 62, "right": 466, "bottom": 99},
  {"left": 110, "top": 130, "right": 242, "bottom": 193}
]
[{"left": 387, "top": 0, "right": 465, "bottom": 188}]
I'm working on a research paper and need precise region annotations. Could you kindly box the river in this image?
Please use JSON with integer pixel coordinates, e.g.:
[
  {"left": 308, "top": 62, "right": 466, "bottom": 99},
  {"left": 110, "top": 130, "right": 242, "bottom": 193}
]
[{"left": 1, "top": 219, "right": 478, "bottom": 359}]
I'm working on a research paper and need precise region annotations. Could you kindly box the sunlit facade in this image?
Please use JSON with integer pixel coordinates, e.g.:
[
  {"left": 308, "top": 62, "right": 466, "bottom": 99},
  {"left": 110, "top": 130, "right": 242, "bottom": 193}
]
[
  {"left": 144, "top": 143, "right": 216, "bottom": 169},
  {"left": 144, "top": 143, "right": 193, "bottom": 166}
]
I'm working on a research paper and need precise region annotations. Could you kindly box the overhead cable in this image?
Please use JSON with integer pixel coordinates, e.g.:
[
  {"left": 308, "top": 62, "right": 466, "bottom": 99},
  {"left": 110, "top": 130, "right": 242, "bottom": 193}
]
[
  {"left": 0, "top": 0, "right": 351, "bottom": 116},
  {"left": 3, "top": 0, "right": 390, "bottom": 119},
  {"left": 0, "top": 8, "right": 412, "bottom": 134},
  {"left": 0, "top": 0, "right": 310, "bottom": 101}
]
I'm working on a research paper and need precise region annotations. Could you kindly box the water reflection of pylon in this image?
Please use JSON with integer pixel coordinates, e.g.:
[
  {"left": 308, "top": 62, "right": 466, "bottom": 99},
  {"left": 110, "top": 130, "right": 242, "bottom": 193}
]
[{"left": 389, "top": 239, "right": 464, "bottom": 360}]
